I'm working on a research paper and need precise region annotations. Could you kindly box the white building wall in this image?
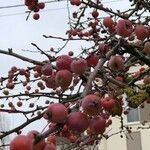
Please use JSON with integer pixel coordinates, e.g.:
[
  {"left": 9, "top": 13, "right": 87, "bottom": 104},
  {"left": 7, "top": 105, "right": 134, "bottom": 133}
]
[{"left": 99, "top": 111, "right": 150, "bottom": 150}]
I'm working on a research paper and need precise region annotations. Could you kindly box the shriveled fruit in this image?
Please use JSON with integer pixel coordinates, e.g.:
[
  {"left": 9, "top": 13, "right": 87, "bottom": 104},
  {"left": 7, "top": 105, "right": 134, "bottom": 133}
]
[
  {"left": 17, "top": 101, "right": 23, "bottom": 107},
  {"left": 3, "top": 90, "right": 9, "bottom": 95}
]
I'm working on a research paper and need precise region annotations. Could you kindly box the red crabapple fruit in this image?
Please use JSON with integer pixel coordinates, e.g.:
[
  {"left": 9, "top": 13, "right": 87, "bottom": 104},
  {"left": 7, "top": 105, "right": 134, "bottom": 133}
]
[
  {"left": 55, "top": 69, "right": 72, "bottom": 90},
  {"left": 135, "top": 24, "right": 149, "bottom": 41},
  {"left": 56, "top": 55, "right": 72, "bottom": 71},
  {"left": 116, "top": 19, "right": 133, "bottom": 38},
  {"left": 45, "top": 72, "right": 58, "bottom": 90},
  {"left": 108, "top": 25, "right": 116, "bottom": 34},
  {"left": 101, "top": 97, "right": 116, "bottom": 111},
  {"left": 70, "top": 0, "right": 81, "bottom": 6},
  {"left": 38, "top": 2, "right": 45, "bottom": 9},
  {"left": 44, "top": 143, "right": 56, "bottom": 150},
  {"left": 35, "top": 65, "right": 42, "bottom": 74},
  {"left": 103, "top": 17, "right": 113, "bottom": 28},
  {"left": 82, "top": 94, "right": 101, "bottom": 116},
  {"left": 10, "top": 135, "right": 32, "bottom": 150},
  {"left": 108, "top": 55, "right": 124, "bottom": 71},
  {"left": 33, "top": 13, "right": 40, "bottom": 20},
  {"left": 41, "top": 63, "right": 52, "bottom": 76},
  {"left": 71, "top": 58, "right": 87, "bottom": 75},
  {"left": 27, "top": 130, "right": 46, "bottom": 150},
  {"left": 86, "top": 54, "right": 99, "bottom": 67},
  {"left": 66, "top": 111, "right": 89, "bottom": 133},
  {"left": 89, "top": 116, "right": 106, "bottom": 134},
  {"left": 98, "top": 43, "right": 109, "bottom": 55},
  {"left": 91, "top": 10, "right": 99, "bottom": 18},
  {"left": 43, "top": 103, "right": 68, "bottom": 123},
  {"left": 47, "top": 135, "right": 56, "bottom": 145},
  {"left": 143, "top": 41, "right": 150, "bottom": 54},
  {"left": 143, "top": 75, "right": 150, "bottom": 84}
]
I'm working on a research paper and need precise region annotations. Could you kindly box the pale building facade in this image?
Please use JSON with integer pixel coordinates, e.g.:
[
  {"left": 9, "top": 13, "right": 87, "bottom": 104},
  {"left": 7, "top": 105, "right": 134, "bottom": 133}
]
[{"left": 98, "top": 101, "right": 150, "bottom": 150}]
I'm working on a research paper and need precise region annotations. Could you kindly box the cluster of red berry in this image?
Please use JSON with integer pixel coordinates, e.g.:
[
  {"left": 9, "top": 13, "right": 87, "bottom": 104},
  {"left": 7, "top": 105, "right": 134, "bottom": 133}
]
[{"left": 24, "top": 0, "right": 45, "bottom": 20}]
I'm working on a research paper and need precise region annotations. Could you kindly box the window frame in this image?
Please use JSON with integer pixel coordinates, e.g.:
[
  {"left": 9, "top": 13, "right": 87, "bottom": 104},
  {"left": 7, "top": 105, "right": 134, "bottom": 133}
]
[{"left": 126, "top": 107, "right": 140, "bottom": 124}]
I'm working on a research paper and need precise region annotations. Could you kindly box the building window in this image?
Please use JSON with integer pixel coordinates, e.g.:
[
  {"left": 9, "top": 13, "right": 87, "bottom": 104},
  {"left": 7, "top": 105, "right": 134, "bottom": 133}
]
[
  {"left": 127, "top": 102, "right": 150, "bottom": 123},
  {"left": 127, "top": 108, "right": 139, "bottom": 123},
  {"left": 139, "top": 102, "right": 150, "bottom": 123},
  {"left": 126, "top": 131, "right": 142, "bottom": 150}
]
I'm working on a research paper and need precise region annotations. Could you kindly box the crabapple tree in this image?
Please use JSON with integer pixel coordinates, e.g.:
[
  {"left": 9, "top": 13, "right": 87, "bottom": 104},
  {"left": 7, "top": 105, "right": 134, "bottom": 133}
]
[{"left": 0, "top": 0, "right": 150, "bottom": 150}]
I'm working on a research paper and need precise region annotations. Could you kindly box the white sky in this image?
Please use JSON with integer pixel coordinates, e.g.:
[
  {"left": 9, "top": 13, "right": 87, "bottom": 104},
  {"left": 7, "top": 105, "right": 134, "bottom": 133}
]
[{"left": 0, "top": 0, "right": 131, "bottom": 147}]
